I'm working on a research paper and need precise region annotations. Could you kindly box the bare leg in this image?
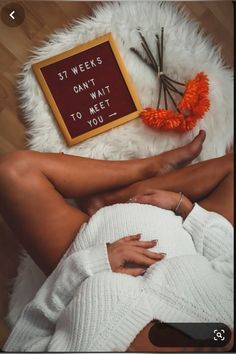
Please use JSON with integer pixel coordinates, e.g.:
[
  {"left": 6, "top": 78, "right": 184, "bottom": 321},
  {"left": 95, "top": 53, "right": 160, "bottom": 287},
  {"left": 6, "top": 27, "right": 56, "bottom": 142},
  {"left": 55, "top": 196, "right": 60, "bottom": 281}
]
[
  {"left": 199, "top": 165, "right": 233, "bottom": 224},
  {"left": 86, "top": 154, "right": 233, "bottom": 216},
  {"left": 0, "top": 151, "right": 157, "bottom": 275},
  {"left": 0, "top": 132, "right": 204, "bottom": 274}
]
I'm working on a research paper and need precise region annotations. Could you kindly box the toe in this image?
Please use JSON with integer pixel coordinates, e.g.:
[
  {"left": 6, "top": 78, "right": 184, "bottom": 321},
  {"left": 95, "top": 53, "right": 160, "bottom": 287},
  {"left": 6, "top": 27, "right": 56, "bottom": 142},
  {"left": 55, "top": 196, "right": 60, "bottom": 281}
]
[{"left": 188, "top": 129, "right": 206, "bottom": 158}]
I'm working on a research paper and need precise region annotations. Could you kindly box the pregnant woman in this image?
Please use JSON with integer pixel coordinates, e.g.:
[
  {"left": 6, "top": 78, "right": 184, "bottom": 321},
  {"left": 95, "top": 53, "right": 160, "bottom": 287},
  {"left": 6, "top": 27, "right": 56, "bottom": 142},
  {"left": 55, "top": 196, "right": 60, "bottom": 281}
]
[{"left": 0, "top": 131, "right": 233, "bottom": 352}]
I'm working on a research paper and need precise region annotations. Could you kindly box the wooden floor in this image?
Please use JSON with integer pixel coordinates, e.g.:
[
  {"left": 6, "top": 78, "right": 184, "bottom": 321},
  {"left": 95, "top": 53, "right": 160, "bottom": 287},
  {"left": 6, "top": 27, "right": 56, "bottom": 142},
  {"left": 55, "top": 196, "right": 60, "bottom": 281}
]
[
  {"left": 182, "top": 1, "right": 233, "bottom": 69},
  {"left": 0, "top": 1, "right": 234, "bottom": 348}
]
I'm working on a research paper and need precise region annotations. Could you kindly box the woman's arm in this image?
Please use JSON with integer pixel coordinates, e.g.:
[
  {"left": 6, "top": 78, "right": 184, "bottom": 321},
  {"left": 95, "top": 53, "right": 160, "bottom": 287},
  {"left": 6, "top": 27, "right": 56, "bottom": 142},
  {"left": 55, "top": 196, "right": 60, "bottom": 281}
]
[
  {"left": 129, "top": 189, "right": 193, "bottom": 219},
  {"left": 182, "top": 203, "right": 233, "bottom": 278},
  {"left": 4, "top": 235, "right": 164, "bottom": 351},
  {"left": 3, "top": 243, "right": 110, "bottom": 351},
  {"left": 129, "top": 189, "right": 233, "bottom": 277},
  {"left": 31, "top": 235, "right": 164, "bottom": 319}
]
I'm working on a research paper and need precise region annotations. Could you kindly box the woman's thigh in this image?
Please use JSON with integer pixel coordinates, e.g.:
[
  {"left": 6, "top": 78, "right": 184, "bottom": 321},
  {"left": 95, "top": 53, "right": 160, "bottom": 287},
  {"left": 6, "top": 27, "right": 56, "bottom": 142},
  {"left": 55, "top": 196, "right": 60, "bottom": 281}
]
[
  {"left": 0, "top": 153, "right": 89, "bottom": 275},
  {"left": 199, "top": 168, "right": 233, "bottom": 225}
]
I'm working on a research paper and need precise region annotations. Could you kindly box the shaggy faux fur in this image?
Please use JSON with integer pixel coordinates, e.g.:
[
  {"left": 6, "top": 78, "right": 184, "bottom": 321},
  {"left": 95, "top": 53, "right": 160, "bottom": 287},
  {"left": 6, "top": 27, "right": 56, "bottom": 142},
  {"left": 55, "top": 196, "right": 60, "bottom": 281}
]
[{"left": 7, "top": 1, "right": 233, "bottom": 327}]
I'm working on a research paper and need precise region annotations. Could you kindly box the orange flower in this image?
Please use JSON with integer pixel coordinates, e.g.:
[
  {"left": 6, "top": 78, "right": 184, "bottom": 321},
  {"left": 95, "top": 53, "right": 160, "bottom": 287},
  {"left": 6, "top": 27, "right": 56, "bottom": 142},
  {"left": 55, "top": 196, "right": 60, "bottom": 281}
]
[
  {"left": 192, "top": 97, "right": 210, "bottom": 118},
  {"left": 175, "top": 115, "right": 198, "bottom": 132},
  {"left": 178, "top": 72, "right": 210, "bottom": 117},
  {"left": 141, "top": 108, "right": 184, "bottom": 131},
  {"left": 140, "top": 72, "right": 210, "bottom": 133}
]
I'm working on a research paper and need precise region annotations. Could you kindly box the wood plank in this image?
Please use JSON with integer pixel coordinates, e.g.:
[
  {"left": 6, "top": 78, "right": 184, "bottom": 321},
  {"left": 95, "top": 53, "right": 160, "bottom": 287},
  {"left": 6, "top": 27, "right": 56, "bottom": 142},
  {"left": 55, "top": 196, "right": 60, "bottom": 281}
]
[
  {"left": 0, "top": 44, "right": 16, "bottom": 71},
  {"left": 183, "top": 1, "right": 233, "bottom": 67},
  {"left": 57, "top": 1, "right": 92, "bottom": 20},
  {"left": 26, "top": 1, "right": 77, "bottom": 31},
  {"left": 200, "top": 8, "right": 233, "bottom": 67},
  {"left": 0, "top": 136, "right": 16, "bottom": 154},
  {"left": 0, "top": 107, "right": 25, "bottom": 150},
  {"left": 206, "top": 2, "right": 234, "bottom": 33}
]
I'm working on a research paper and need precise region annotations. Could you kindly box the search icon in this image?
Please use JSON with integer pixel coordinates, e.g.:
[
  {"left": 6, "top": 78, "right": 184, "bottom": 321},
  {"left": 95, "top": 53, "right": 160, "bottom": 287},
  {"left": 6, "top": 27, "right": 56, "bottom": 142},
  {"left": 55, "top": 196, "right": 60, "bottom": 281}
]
[{"left": 213, "top": 329, "right": 225, "bottom": 341}]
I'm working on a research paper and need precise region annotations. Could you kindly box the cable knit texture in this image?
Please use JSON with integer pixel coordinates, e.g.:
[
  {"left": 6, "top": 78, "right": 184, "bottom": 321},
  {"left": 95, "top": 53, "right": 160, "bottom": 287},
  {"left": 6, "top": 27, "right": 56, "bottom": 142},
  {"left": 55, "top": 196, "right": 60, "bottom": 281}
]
[{"left": 4, "top": 203, "right": 233, "bottom": 352}]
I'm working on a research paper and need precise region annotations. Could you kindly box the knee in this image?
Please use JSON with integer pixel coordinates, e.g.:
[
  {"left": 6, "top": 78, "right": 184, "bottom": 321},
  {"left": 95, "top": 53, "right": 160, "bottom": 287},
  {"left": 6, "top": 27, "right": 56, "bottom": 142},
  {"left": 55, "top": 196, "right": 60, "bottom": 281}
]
[{"left": 0, "top": 150, "right": 36, "bottom": 188}]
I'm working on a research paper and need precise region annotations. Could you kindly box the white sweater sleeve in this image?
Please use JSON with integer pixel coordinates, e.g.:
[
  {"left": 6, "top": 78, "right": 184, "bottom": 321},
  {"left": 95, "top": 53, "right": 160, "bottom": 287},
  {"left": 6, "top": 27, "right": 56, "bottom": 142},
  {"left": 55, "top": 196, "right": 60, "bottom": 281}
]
[
  {"left": 183, "top": 203, "right": 233, "bottom": 278},
  {"left": 4, "top": 243, "right": 111, "bottom": 351}
]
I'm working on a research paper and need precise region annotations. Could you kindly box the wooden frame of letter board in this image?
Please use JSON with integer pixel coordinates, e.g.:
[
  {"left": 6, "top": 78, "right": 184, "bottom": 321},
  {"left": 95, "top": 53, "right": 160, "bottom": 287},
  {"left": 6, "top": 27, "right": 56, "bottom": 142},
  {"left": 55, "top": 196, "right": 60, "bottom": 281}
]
[{"left": 32, "top": 33, "right": 142, "bottom": 146}]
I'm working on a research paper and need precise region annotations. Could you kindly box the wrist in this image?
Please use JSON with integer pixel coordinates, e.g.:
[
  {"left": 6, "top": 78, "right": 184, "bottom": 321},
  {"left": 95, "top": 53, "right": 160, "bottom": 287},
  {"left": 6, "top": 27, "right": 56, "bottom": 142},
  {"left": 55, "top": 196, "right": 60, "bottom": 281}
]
[{"left": 174, "top": 193, "right": 193, "bottom": 219}]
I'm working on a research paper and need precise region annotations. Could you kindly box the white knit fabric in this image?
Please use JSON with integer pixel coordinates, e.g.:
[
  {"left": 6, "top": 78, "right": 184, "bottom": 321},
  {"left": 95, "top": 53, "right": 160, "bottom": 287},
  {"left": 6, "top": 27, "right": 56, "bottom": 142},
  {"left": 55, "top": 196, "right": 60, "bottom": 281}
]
[
  {"left": 4, "top": 203, "right": 233, "bottom": 352},
  {"left": 7, "top": 0, "right": 234, "bottom": 327}
]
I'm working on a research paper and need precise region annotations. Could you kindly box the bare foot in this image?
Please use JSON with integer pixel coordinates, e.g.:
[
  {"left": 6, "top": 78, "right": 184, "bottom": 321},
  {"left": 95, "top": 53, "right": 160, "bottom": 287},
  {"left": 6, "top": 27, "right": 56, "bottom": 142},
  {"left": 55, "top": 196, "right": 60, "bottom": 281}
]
[
  {"left": 81, "top": 130, "right": 206, "bottom": 215},
  {"left": 152, "top": 130, "right": 206, "bottom": 175}
]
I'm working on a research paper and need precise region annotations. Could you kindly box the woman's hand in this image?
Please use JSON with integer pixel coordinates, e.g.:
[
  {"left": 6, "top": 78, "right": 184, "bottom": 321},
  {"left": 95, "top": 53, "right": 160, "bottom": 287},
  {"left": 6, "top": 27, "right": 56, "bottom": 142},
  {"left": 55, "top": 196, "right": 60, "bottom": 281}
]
[
  {"left": 107, "top": 234, "right": 166, "bottom": 277},
  {"left": 129, "top": 189, "right": 178, "bottom": 210},
  {"left": 129, "top": 189, "right": 193, "bottom": 219}
]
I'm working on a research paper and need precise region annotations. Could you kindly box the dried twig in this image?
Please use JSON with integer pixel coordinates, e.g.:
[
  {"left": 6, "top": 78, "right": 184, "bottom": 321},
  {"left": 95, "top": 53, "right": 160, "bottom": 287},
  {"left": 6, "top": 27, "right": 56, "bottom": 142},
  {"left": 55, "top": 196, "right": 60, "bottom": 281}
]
[
  {"left": 157, "top": 79, "right": 163, "bottom": 109},
  {"left": 160, "top": 27, "right": 164, "bottom": 72},
  {"left": 155, "top": 34, "right": 161, "bottom": 70},
  {"left": 163, "top": 83, "right": 168, "bottom": 109},
  {"left": 130, "top": 28, "right": 185, "bottom": 113},
  {"left": 164, "top": 85, "right": 181, "bottom": 113},
  {"left": 162, "top": 77, "right": 183, "bottom": 96},
  {"left": 163, "top": 74, "right": 185, "bottom": 86},
  {"left": 138, "top": 31, "right": 159, "bottom": 72},
  {"left": 130, "top": 47, "right": 156, "bottom": 72}
]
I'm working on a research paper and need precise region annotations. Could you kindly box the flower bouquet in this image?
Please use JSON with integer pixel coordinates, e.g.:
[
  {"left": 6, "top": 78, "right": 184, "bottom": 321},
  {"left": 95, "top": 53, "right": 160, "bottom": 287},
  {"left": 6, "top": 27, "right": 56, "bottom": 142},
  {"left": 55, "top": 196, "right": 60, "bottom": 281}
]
[{"left": 130, "top": 28, "right": 210, "bottom": 132}]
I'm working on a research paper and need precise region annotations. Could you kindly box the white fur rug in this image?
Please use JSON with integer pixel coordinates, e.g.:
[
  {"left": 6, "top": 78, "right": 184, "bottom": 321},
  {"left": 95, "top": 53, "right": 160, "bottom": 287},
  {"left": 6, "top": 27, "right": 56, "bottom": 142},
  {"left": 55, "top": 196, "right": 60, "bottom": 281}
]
[{"left": 7, "top": 1, "right": 233, "bottom": 327}]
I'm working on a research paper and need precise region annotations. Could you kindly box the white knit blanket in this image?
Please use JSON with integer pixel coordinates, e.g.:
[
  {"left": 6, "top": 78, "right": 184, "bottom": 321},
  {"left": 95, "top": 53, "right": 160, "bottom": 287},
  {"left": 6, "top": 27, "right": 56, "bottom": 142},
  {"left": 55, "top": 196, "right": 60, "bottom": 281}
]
[{"left": 7, "top": 1, "right": 233, "bottom": 327}]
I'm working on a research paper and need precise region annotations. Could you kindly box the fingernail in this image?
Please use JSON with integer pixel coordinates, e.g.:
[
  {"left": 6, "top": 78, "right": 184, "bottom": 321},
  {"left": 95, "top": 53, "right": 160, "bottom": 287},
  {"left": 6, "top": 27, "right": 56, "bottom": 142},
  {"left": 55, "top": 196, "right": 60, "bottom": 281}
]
[
  {"left": 152, "top": 239, "right": 158, "bottom": 244},
  {"left": 159, "top": 253, "right": 167, "bottom": 257}
]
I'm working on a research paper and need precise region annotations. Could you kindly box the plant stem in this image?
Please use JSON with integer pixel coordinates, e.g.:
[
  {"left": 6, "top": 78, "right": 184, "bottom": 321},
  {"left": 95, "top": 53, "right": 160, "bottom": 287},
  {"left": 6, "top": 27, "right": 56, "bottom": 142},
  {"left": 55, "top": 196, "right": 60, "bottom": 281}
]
[
  {"left": 160, "top": 27, "right": 164, "bottom": 72},
  {"left": 138, "top": 31, "right": 159, "bottom": 72},
  {"left": 141, "top": 43, "right": 158, "bottom": 72},
  {"left": 156, "top": 28, "right": 164, "bottom": 109},
  {"left": 163, "top": 74, "right": 185, "bottom": 86},
  {"left": 163, "top": 77, "right": 183, "bottom": 96},
  {"left": 163, "top": 81, "right": 168, "bottom": 109},
  {"left": 155, "top": 34, "right": 161, "bottom": 69},
  {"left": 130, "top": 47, "right": 156, "bottom": 72},
  {"left": 157, "top": 79, "right": 163, "bottom": 109},
  {"left": 164, "top": 85, "right": 181, "bottom": 113},
  {"left": 132, "top": 28, "right": 185, "bottom": 114}
]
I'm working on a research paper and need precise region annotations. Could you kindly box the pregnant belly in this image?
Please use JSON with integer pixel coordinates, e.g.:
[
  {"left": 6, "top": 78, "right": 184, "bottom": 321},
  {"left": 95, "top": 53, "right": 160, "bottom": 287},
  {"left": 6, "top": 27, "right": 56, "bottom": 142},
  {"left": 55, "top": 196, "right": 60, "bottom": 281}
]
[{"left": 76, "top": 203, "right": 197, "bottom": 258}]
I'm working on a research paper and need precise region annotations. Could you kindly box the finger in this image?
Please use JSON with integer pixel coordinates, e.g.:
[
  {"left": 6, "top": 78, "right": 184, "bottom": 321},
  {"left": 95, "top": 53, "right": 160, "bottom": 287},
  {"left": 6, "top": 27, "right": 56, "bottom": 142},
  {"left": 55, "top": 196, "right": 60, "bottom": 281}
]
[
  {"left": 129, "top": 190, "right": 157, "bottom": 202},
  {"left": 132, "top": 247, "right": 166, "bottom": 260},
  {"left": 122, "top": 234, "right": 141, "bottom": 242},
  {"left": 143, "top": 250, "right": 166, "bottom": 260},
  {"left": 131, "top": 195, "right": 156, "bottom": 205},
  {"left": 128, "top": 252, "right": 162, "bottom": 267},
  {"left": 131, "top": 240, "right": 158, "bottom": 248},
  {"left": 120, "top": 268, "right": 146, "bottom": 277}
]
